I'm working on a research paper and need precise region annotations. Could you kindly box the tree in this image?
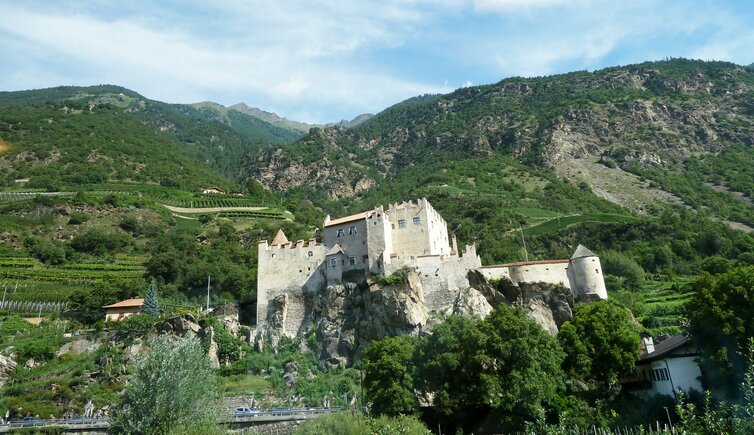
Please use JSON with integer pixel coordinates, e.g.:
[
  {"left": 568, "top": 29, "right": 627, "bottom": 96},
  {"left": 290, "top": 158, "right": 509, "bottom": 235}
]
[
  {"left": 110, "top": 334, "right": 220, "bottom": 434},
  {"left": 687, "top": 266, "right": 754, "bottom": 395},
  {"left": 415, "top": 306, "right": 565, "bottom": 432},
  {"left": 362, "top": 335, "right": 418, "bottom": 416},
  {"left": 141, "top": 279, "right": 160, "bottom": 317},
  {"left": 558, "top": 300, "right": 641, "bottom": 387}
]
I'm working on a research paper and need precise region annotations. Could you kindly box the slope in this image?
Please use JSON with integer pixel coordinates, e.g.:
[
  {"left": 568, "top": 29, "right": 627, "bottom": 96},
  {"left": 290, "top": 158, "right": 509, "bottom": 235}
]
[{"left": 0, "top": 100, "right": 227, "bottom": 190}]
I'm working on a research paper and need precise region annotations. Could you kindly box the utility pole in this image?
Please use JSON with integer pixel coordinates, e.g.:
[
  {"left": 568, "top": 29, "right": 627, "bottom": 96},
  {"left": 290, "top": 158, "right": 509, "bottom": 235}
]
[
  {"left": 206, "top": 275, "right": 211, "bottom": 312},
  {"left": 1, "top": 285, "right": 7, "bottom": 311},
  {"left": 519, "top": 227, "right": 529, "bottom": 262}
]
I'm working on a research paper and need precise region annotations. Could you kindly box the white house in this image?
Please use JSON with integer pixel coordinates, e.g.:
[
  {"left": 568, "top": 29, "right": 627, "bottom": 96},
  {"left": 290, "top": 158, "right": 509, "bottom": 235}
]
[{"left": 626, "top": 334, "right": 703, "bottom": 398}]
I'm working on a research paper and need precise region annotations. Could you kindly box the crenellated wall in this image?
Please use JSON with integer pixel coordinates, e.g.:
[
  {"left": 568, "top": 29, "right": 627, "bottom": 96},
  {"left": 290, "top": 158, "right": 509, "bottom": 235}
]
[
  {"left": 413, "top": 244, "right": 482, "bottom": 310},
  {"left": 257, "top": 239, "right": 328, "bottom": 335},
  {"left": 478, "top": 254, "right": 607, "bottom": 301},
  {"left": 256, "top": 199, "right": 606, "bottom": 336}
]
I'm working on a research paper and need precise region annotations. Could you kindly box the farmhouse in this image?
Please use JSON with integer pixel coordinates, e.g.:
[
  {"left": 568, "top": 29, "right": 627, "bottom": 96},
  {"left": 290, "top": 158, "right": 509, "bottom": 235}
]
[
  {"left": 103, "top": 298, "right": 144, "bottom": 322},
  {"left": 624, "top": 334, "right": 703, "bottom": 398},
  {"left": 256, "top": 198, "right": 607, "bottom": 335},
  {"left": 201, "top": 187, "right": 225, "bottom": 195}
]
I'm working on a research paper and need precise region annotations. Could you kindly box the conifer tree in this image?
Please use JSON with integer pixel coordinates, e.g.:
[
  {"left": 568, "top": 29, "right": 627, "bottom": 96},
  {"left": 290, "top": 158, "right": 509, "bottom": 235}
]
[{"left": 141, "top": 279, "right": 160, "bottom": 317}]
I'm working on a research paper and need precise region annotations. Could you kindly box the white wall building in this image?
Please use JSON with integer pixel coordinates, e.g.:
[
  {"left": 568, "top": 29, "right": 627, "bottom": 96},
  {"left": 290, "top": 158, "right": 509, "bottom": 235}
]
[
  {"left": 625, "top": 334, "right": 703, "bottom": 398},
  {"left": 256, "top": 198, "right": 608, "bottom": 335}
]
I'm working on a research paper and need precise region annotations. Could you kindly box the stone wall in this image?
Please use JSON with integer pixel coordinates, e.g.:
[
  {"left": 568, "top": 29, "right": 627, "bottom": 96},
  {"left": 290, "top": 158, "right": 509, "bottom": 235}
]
[
  {"left": 413, "top": 245, "right": 482, "bottom": 311},
  {"left": 567, "top": 255, "right": 608, "bottom": 299},
  {"left": 385, "top": 198, "right": 450, "bottom": 259},
  {"left": 257, "top": 240, "right": 328, "bottom": 334}
]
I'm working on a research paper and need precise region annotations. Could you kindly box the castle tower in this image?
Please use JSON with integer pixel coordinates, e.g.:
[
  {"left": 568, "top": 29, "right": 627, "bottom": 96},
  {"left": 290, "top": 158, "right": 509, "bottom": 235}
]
[
  {"left": 567, "top": 245, "right": 608, "bottom": 300},
  {"left": 271, "top": 229, "right": 289, "bottom": 246}
]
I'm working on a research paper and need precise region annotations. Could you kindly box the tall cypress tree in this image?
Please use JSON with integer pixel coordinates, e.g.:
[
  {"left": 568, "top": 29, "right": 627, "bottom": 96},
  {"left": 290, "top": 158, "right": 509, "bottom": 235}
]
[{"left": 141, "top": 279, "right": 160, "bottom": 317}]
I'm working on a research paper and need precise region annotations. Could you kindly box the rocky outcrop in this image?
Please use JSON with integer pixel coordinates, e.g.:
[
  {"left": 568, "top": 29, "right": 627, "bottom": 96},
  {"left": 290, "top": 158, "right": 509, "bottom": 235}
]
[
  {"left": 57, "top": 338, "right": 100, "bottom": 356},
  {"left": 260, "top": 267, "right": 582, "bottom": 365},
  {"left": 158, "top": 315, "right": 201, "bottom": 336},
  {"left": 0, "top": 352, "right": 17, "bottom": 389},
  {"left": 288, "top": 269, "right": 431, "bottom": 368},
  {"left": 495, "top": 277, "right": 574, "bottom": 334},
  {"left": 199, "top": 326, "right": 220, "bottom": 369}
]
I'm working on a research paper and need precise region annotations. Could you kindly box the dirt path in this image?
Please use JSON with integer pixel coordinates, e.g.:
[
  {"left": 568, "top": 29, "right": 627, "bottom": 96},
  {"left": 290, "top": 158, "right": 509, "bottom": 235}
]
[
  {"left": 0, "top": 137, "right": 11, "bottom": 153},
  {"left": 161, "top": 204, "right": 269, "bottom": 213}
]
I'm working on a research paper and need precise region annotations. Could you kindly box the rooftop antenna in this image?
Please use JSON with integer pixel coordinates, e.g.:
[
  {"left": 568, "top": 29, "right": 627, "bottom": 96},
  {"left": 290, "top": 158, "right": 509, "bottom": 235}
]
[{"left": 206, "top": 275, "right": 211, "bottom": 312}]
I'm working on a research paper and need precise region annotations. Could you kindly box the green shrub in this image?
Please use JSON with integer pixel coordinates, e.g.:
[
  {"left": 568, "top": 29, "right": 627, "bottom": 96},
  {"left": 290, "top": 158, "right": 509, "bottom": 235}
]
[
  {"left": 66, "top": 212, "right": 89, "bottom": 225},
  {"left": 70, "top": 228, "right": 128, "bottom": 256},
  {"left": 296, "top": 412, "right": 429, "bottom": 435},
  {"left": 112, "top": 314, "right": 155, "bottom": 338}
]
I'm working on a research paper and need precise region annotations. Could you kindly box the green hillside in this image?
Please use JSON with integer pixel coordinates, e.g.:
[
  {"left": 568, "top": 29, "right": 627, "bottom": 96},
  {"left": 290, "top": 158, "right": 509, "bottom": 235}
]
[
  {"left": 0, "top": 85, "right": 303, "bottom": 182},
  {"left": 0, "top": 101, "right": 227, "bottom": 190}
]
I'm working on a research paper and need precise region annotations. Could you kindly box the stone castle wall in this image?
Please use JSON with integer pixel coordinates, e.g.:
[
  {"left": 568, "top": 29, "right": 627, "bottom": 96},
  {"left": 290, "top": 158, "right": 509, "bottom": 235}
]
[
  {"left": 413, "top": 245, "right": 482, "bottom": 310},
  {"left": 568, "top": 255, "right": 608, "bottom": 299},
  {"left": 479, "top": 256, "right": 607, "bottom": 300},
  {"left": 257, "top": 240, "right": 328, "bottom": 335}
]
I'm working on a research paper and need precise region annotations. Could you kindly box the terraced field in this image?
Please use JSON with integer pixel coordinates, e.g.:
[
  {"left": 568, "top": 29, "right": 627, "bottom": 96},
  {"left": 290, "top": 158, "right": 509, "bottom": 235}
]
[
  {"left": 634, "top": 279, "right": 694, "bottom": 339},
  {"left": 523, "top": 213, "right": 641, "bottom": 236},
  {"left": 0, "top": 255, "right": 146, "bottom": 303}
]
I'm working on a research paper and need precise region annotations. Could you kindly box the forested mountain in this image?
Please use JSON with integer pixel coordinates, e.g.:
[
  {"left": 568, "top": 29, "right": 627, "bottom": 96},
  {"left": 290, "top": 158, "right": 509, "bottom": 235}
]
[
  {"left": 242, "top": 59, "right": 754, "bottom": 268},
  {"left": 0, "top": 85, "right": 304, "bottom": 186}
]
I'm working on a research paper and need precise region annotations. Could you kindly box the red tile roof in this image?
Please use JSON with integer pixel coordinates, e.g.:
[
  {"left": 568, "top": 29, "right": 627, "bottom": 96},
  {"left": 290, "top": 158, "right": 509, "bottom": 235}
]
[
  {"left": 103, "top": 298, "right": 144, "bottom": 309},
  {"left": 325, "top": 211, "right": 373, "bottom": 227},
  {"left": 479, "top": 259, "right": 570, "bottom": 268}
]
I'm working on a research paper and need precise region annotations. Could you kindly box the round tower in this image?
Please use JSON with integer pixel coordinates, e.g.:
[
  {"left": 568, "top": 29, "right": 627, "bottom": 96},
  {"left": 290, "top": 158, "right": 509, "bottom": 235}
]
[{"left": 568, "top": 245, "right": 608, "bottom": 300}]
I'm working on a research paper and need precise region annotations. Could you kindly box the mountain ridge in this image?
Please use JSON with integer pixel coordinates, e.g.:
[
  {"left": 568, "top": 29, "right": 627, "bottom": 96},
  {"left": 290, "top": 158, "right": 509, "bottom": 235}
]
[{"left": 243, "top": 59, "right": 754, "bottom": 224}]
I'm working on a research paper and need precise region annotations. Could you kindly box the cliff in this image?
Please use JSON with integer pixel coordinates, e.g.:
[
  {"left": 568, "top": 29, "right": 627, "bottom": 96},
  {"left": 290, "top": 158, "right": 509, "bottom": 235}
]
[{"left": 259, "top": 268, "right": 585, "bottom": 366}]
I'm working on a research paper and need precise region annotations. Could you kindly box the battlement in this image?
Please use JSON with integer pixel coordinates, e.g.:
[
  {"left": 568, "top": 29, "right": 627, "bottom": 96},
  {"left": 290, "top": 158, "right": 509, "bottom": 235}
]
[
  {"left": 256, "top": 200, "right": 606, "bottom": 336},
  {"left": 259, "top": 238, "right": 320, "bottom": 251}
]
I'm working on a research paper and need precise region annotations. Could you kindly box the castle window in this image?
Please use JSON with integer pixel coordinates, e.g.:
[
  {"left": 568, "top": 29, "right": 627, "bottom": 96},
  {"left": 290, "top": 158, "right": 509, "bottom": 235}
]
[
  {"left": 595, "top": 269, "right": 599, "bottom": 274},
  {"left": 349, "top": 257, "right": 355, "bottom": 265},
  {"left": 271, "top": 253, "right": 276, "bottom": 258},
  {"left": 337, "top": 229, "right": 345, "bottom": 237},
  {"left": 398, "top": 219, "right": 406, "bottom": 229},
  {"left": 308, "top": 251, "right": 313, "bottom": 257},
  {"left": 349, "top": 226, "right": 357, "bottom": 235},
  {"left": 330, "top": 258, "right": 337, "bottom": 268},
  {"left": 413, "top": 217, "right": 421, "bottom": 226}
]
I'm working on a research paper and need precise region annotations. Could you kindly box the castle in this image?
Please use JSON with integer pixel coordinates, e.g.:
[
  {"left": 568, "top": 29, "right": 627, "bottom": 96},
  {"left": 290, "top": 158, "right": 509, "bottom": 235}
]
[{"left": 256, "top": 198, "right": 607, "bottom": 336}]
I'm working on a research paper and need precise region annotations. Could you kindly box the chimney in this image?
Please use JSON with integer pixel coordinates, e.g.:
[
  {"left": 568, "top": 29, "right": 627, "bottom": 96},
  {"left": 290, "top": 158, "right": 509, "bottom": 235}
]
[{"left": 642, "top": 337, "right": 655, "bottom": 354}]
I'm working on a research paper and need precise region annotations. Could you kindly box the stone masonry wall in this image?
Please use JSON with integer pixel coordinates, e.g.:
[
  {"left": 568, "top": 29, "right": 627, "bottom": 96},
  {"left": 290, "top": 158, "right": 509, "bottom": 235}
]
[{"left": 257, "top": 240, "right": 328, "bottom": 334}]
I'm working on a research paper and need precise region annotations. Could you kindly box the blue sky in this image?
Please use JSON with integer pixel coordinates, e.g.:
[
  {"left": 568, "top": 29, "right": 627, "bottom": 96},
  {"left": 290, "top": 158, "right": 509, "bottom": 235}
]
[{"left": 1, "top": 0, "right": 753, "bottom": 123}]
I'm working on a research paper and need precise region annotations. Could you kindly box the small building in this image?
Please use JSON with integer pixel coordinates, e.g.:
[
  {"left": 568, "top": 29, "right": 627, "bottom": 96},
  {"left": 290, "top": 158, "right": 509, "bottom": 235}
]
[
  {"left": 103, "top": 298, "right": 144, "bottom": 322},
  {"left": 624, "top": 334, "right": 703, "bottom": 398},
  {"left": 202, "top": 187, "right": 225, "bottom": 195}
]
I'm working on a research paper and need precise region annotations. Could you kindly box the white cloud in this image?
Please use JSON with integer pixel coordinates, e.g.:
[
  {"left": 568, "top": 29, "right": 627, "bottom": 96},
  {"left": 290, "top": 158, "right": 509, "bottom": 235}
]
[
  {"left": 0, "top": 1, "right": 447, "bottom": 122},
  {"left": 474, "top": 0, "right": 570, "bottom": 13},
  {"left": 0, "top": 0, "right": 752, "bottom": 123}
]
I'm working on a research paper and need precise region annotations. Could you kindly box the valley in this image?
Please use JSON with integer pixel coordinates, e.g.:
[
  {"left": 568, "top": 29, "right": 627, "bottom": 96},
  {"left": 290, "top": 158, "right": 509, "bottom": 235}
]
[{"left": 0, "top": 58, "right": 753, "bottom": 433}]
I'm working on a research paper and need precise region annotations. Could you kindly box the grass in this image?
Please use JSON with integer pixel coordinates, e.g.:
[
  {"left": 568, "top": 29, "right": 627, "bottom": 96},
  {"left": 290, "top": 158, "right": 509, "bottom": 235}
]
[
  {"left": 221, "top": 374, "right": 272, "bottom": 396},
  {"left": 523, "top": 213, "right": 640, "bottom": 236},
  {"left": 632, "top": 278, "right": 693, "bottom": 339}
]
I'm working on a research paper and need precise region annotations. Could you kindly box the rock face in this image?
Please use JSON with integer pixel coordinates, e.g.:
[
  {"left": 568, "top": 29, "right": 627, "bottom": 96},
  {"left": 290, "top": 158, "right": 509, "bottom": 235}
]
[
  {"left": 57, "top": 338, "right": 101, "bottom": 356},
  {"left": 0, "top": 352, "right": 17, "bottom": 389},
  {"left": 308, "top": 270, "right": 430, "bottom": 368},
  {"left": 261, "top": 268, "right": 579, "bottom": 365}
]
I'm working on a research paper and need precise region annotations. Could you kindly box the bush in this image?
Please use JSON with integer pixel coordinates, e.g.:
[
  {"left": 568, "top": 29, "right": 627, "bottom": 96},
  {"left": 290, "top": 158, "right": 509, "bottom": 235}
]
[
  {"left": 110, "top": 335, "right": 220, "bottom": 434},
  {"left": 67, "top": 212, "right": 89, "bottom": 225},
  {"left": 11, "top": 328, "right": 65, "bottom": 362},
  {"left": 24, "top": 236, "right": 67, "bottom": 265},
  {"left": 112, "top": 314, "right": 156, "bottom": 338},
  {"left": 70, "top": 228, "right": 128, "bottom": 256},
  {"left": 296, "top": 412, "right": 429, "bottom": 435}
]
